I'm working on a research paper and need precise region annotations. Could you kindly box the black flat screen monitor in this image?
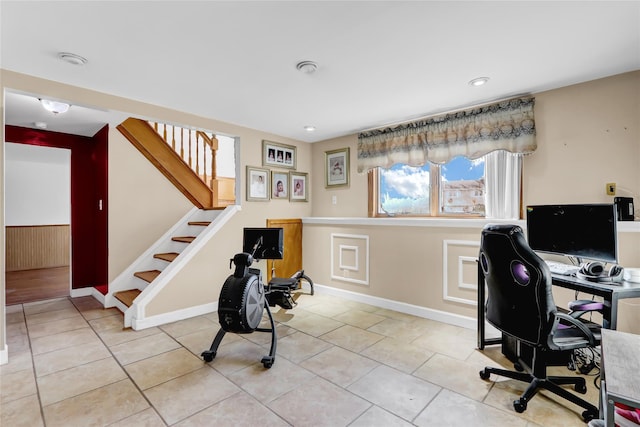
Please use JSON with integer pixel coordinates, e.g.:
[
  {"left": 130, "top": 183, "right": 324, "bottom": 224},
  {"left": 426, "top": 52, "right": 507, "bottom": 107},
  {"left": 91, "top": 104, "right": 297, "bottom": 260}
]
[
  {"left": 242, "top": 227, "right": 284, "bottom": 260},
  {"left": 526, "top": 204, "right": 618, "bottom": 263}
]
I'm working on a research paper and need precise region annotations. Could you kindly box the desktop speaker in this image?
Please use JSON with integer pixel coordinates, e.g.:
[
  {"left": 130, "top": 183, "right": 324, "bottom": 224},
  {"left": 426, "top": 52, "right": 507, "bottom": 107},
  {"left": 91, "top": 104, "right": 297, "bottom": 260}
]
[{"left": 615, "top": 197, "right": 634, "bottom": 221}]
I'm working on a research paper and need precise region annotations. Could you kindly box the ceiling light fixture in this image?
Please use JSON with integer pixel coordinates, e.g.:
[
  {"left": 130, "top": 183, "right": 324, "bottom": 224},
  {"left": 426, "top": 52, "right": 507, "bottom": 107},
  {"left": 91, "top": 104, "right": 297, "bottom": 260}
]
[
  {"left": 57, "top": 52, "right": 88, "bottom": 66},
  {"left": 296, "top": 60, "right": 318, "bottom": 74},
  {"left": 40, "top": 99, "right": 70, "bottom": 114},
  {"left": 304, "top": 126, "right": 316, "bottom": 132},
  {"left": 469, "top": 77, "right": 490, "bottom": 87}
]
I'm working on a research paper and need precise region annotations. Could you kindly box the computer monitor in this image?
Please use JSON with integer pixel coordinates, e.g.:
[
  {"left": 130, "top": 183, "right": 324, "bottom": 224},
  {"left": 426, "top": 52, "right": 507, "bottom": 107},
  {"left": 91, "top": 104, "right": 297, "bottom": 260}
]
[
  {"left": 242, "top": 227, "right": 284, "bottom": 260},
  {"left": 526, "top": 204, "right": 618, "bottom": 263}
]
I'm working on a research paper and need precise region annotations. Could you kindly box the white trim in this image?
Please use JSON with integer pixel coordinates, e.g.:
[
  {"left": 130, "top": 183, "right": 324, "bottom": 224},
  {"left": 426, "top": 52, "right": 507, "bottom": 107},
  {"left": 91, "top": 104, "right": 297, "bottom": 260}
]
[
  {"left": 442, "top": 239, "right": 480, "bottom": 306},
  {"left": 0, "top": 344, "right": 8, "bottom": 365},
  {"left": 314, "top": 283, "right": 476, "bottom": 330},
  {"left": 70, "top": 287, "right": 93, "bottom": 298},
  {"left": 130, "top": 205, "right": 241, "bottom": 323},
  {"left": 330, "top": 233, "right": 369, "bottom": 286},
  {"left": 338, "top": 245, "right": 359, "bottom": 271},
  {"left": 459, "top": 255, "right": 479, "bottom": 291},
  {"left": 302, "top": 216, "right": 640, "bottom": 233},
  {"left": 131, "top": 302, "right": 217, "bottom": 330}
]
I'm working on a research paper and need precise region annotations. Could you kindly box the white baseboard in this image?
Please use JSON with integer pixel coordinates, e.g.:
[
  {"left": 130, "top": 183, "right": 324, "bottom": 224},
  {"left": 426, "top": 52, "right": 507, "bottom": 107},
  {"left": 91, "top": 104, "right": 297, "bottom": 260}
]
[
  {"left": 313, "top": 283, "right": 477, "bottom": 330},
  {"left": 131, "top": 302, "right": 217, "bottom": 330},
  {"left": 0, "top": 344, "right": 8, "bottom": 365},
  {"left": 70, "top": 287, "right": 94, "bottom": 298}
]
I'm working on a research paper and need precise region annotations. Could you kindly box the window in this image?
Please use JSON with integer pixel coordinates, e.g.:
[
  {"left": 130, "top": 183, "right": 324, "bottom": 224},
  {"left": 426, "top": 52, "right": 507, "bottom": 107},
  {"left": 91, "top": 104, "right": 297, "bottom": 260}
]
[{"left": 370, "top": 152, "right": 521, "bottom": 218}]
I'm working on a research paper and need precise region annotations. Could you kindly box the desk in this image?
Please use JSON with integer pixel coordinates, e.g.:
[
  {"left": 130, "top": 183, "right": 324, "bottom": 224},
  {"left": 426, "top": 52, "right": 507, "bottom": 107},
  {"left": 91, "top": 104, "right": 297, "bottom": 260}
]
[
  {"left": 477, "top": 265, "right": 640, "bottom": 349},
  {"left": 600, "top": 329, "right": 640, "bottom": 427}
]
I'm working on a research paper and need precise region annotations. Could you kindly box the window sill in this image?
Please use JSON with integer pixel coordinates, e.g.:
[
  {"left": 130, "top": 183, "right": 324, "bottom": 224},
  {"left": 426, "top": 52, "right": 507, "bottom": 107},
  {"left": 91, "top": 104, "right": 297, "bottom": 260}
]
[{"left": 302, "top": 217, "right": 640, "bottom": 232}]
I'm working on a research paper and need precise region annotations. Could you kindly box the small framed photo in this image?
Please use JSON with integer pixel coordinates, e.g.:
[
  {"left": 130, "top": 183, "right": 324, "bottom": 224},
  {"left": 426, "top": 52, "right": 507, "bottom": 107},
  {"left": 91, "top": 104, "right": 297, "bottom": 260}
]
[
  {"left": 263, "top": 140, "right": 296, "bottom": 170},
  {"left": 271, "top": 171, "right": 289, "bottom": 199},
  {"left": 325, "top": 147, "right": 350, "bottom": 187},
  {"left": 246, "top": 166, "right": 270, "bottom": 201},
  {"left": 290, "top": 172, "right": 308, "bottom": 202}
]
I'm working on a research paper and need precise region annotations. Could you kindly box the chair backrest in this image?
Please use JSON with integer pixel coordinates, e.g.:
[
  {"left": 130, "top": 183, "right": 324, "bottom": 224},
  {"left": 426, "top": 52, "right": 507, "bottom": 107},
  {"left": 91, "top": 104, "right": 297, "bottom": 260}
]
[{"left": 479, "top": 224, "right": 556, "bottom": 346}]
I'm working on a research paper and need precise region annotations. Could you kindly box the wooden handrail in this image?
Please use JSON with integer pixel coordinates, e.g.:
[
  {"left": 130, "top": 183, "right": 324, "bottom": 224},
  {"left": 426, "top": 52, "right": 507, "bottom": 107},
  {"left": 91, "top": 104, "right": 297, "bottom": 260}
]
[
  {"left": 148, "top": 122, "right": 219, "bottom": 189},
  {"left": 118, "top": 118, "right": 235, "bottom": 208}
]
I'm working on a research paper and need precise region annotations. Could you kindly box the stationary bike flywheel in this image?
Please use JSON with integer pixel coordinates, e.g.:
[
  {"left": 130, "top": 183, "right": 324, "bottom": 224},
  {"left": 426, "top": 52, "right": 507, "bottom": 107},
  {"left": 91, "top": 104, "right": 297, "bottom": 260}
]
[{"left": 217, "top": 273, "right": 265, "bottom": 333}]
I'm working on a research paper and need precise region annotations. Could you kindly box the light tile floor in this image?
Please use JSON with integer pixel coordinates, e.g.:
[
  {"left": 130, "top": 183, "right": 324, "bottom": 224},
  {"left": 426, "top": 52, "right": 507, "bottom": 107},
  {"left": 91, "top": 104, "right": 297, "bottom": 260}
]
[{"left": 1, "top": 291, "right": 601, "bottom": 426}]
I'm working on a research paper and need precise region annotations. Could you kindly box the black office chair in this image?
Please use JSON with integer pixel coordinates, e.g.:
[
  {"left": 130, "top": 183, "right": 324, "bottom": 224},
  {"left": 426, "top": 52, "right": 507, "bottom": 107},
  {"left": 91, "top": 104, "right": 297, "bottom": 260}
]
[{"left": 478, "top": 224, "right": 600, "bottom": 421}]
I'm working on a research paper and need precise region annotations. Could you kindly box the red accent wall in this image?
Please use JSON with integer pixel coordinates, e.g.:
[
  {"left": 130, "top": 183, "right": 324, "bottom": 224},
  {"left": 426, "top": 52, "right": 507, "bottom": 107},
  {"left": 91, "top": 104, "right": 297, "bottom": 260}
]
[{"left": 5, "top": 125, "right": 108, "bottom": 289}]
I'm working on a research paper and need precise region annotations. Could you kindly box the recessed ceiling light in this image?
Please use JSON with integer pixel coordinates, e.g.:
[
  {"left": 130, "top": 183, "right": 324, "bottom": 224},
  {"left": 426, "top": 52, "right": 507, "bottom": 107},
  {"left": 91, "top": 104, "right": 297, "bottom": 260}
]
[
  {"left": 304, "top": 126, "right": 316, "bottom": 132},
  {"left": 40, "top": 99, "right": 70, "bottom": 114},
  {"left": 296, "top": 61, "right": 318, "bottom": 74},
  {"left": 469, "top": 77, "right": 490, "bottom": 87},
  {"left": 57, "top": 52, "right": 88, "bottom": 66}
]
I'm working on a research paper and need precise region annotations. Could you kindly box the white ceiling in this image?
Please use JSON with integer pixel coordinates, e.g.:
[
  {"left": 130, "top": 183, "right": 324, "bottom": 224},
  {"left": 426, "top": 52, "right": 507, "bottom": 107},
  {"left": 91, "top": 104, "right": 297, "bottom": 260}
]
[{"left": 2, "top": 1, "right": 639, "bottom": 142}]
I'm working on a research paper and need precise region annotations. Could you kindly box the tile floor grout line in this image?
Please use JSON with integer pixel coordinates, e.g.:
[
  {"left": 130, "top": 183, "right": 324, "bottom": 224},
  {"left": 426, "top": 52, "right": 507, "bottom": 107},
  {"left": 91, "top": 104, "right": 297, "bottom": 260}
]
[{"left": 74, "top": 298, "right": 170, "bottom": 427}]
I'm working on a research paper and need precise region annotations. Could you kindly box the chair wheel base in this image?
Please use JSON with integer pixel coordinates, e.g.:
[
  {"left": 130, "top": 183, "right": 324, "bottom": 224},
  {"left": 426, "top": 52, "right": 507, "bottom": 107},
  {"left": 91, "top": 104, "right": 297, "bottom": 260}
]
[
  {"left": 479, "top": 369, "right": 490, "bottom": 380},
  {"left": 261, "top": 356, "right": 274, "bottom": 369},
  {"left": 201, "top": 351, "right": 216, "bottom": 363},
  {"left": 582, "top": 410, "right": 598, "bottom": 422},
  {"left": 513, "top": 399, "right": 527, "bottom": 413}
]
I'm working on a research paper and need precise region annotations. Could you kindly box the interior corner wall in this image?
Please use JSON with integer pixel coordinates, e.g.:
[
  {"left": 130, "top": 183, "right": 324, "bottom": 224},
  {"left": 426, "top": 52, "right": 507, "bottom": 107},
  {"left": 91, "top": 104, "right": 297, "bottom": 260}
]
[{"left": 304, "top": 71, "right": 640, "bottom": 332}]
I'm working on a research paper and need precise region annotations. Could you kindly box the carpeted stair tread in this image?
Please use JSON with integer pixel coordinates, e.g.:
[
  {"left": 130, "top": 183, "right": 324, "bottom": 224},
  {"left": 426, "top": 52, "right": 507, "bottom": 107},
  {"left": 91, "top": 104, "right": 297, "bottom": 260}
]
[
  {"left": 154, "top": 252, "right": 179, "bottom": 262},
  {"left": 188, "top": 221, "right": 211, "bottom": 226},
  {"left": 114, "top": 289, "right": 141, "bottom": 307},
  {"left": 172, "top": 236, "right": 195, "bottom": 243},
  {"left": 134, "top": 270, "right": 161, "bottom": 283}
]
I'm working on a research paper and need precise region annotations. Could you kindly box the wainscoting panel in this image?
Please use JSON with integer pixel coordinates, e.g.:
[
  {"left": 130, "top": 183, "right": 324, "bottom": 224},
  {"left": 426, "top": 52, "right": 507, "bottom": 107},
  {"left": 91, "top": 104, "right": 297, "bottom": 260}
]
[
  {"left": 331, "top": 233, "right": 369, "bottom": 285},
  {"left": 6, "top": 225, "right": 70, "bottom": 271},
  {"left": 442, "top": 239, "right": 480, "bottom": 306}
]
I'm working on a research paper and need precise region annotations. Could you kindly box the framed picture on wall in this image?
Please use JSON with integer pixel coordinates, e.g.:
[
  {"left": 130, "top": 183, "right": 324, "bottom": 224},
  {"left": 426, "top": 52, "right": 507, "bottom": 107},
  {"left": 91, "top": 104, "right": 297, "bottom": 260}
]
[
  {"left": 325, "top": 147, "right": 349, "bottom": 187},
  {"left": 263, "top": 140, "right": 296, "bottom": 170},
  {"left": 290, "top": 172, "right": 308, "bottom": 202},
  {"left": 271, "top": 171, "right": 289, "bottom": 199},
  {"left": 246, "top": 166, "right": 269, "bottom": 201}
]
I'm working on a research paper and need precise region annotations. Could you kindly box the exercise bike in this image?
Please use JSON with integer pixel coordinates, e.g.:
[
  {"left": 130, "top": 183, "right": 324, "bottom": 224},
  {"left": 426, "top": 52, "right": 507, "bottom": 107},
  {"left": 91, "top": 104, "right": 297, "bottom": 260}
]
[
  {"left": 201, "top": 251, "right": 277, "bottom": 368},
  {"left": 201, "top": 227, "right": 313, "bottom": 369}
]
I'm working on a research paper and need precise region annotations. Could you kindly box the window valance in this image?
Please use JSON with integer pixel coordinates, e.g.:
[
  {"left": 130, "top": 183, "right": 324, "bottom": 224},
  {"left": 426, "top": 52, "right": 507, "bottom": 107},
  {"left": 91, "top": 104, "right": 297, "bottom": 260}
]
[{"left": 357, "top": 96, "right": 536, "bottom": 173}]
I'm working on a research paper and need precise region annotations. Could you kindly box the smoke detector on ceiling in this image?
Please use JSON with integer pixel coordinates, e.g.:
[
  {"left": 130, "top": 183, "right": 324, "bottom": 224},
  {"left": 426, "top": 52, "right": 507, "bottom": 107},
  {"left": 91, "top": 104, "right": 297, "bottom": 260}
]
[
  {"left": 57, "top": 52, "right": 88, "bottom": 66},
  {"left": 296, "top": 61, "right": 318, "bottom": 74}
]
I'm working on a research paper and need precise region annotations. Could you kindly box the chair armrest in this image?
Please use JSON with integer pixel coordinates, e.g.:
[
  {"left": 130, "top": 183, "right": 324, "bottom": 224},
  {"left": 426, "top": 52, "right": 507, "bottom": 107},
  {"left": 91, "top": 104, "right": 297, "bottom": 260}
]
[{"left": 553, "top": 312, "right": 597, "bottom": 346}]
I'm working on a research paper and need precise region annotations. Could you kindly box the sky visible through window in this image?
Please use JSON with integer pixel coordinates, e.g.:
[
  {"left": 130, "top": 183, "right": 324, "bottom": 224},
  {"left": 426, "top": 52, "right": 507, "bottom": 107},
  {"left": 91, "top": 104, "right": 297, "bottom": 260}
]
[{"left": 379, "top": 156, "right": 485, "bottom": 214}]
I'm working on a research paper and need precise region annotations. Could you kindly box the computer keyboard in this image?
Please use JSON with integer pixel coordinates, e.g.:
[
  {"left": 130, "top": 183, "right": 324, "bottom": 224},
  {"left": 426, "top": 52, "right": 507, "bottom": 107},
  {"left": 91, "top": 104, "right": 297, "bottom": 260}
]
[{"left": 545, "top": 260, "right": 579, "bottom": 276}]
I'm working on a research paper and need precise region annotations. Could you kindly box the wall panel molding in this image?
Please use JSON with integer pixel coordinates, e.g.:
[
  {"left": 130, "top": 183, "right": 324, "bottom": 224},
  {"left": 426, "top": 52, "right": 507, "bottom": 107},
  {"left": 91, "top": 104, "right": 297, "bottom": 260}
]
[
  {"left": 331, "top": 233, "right": 369, "bottom": 285},
  {"left": 442, "top": 239, "right": 480, "bottom": 306}
]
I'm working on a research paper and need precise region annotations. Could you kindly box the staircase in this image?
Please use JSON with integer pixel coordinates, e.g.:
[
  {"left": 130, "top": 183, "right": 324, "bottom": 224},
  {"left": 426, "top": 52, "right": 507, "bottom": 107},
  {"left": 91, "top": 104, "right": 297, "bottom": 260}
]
[
  {"left": 94, "top": 118, "right": 239, "bottom": 329},
  {"left": 117, "top": 118, "right": 235, "bottom": 209},
  {"left": 100, "top": 205, "right": 240, "bottom": 328}
]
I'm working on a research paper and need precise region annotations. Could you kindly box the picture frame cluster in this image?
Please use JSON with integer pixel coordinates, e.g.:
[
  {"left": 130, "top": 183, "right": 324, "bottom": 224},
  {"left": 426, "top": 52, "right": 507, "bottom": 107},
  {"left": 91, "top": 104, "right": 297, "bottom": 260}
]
[{"left": 246, "top": 140, "right": 309, "bottom": 202}]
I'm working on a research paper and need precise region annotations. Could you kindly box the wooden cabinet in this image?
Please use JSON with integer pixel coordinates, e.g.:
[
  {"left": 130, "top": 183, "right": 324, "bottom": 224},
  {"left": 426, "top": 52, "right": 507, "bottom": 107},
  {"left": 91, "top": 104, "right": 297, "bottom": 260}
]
[{"left": 266, "top": 218, "right": 302, "bottom": 282}]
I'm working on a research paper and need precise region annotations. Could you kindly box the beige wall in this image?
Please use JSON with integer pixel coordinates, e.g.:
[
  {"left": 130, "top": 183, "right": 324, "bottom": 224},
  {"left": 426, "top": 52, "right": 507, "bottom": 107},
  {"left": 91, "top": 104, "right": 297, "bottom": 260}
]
[
  {"left": 1, "top": 69, "right": 639, "bottom": 361},
  {"left": 0, "top": 70, "right": 312, "bottom": 357},
  {"left": 305, "top": 71, "right": 640, "bottom": 332}
]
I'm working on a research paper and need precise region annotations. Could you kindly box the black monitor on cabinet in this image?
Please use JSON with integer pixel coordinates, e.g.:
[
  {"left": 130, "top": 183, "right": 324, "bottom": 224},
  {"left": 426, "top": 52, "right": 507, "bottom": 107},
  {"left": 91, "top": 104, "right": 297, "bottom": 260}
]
[
  {"left": 526, "top": 204, "right": 618, "bottom": 263},
  {"left": 242, "top": 227, "right": 284, "bottom": 260}
]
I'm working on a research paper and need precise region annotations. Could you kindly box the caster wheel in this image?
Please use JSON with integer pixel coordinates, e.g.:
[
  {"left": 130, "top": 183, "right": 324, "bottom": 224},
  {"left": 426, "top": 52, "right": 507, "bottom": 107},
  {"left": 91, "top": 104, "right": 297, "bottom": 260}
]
[
  {"left": 201, "top": 351, "right": 216, "bottom": 363},
  {"left": 479, "top": 369, "right": 490, "bottom": 380},
  {"left": 261, "top": 356, "right": 274, "bottom": 369},
  {"left": 575, "top": 383, "right": 587, "bottom": 394},
  {"left": 582, "top": 410, "right": 597, "bottom": 422},
  {"left": 514, "top": 362, "right": 524, "bottom": 372},
  {"left": 513, "top": 399, "right": 527, "bottom": 413}
]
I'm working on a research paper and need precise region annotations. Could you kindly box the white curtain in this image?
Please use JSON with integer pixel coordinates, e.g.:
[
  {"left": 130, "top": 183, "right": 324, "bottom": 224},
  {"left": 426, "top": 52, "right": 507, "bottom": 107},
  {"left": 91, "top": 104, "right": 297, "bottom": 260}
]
[{"left": 485, "top": 151, "right": 522, "bottom": 219}]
